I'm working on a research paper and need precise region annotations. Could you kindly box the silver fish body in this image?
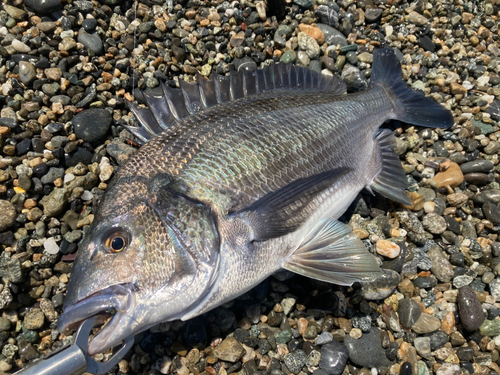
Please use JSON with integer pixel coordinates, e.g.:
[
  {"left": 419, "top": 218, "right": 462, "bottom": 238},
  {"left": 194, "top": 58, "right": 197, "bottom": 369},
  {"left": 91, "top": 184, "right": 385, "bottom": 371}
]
[{"left": 59, "top": 48, "right": 453, "bottom": 355}]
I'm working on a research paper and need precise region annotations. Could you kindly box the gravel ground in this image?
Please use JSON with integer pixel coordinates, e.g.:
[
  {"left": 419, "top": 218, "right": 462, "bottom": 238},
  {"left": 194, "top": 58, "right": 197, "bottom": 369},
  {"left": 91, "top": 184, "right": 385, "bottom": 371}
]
[{"left": 0, "top": 0, "right": 500, "bottom": 374}]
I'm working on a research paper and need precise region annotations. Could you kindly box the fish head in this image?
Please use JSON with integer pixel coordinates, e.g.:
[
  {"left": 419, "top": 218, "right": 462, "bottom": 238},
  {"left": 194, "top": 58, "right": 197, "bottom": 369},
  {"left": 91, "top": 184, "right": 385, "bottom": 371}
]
[{"left": 58, "top": 174, "right": 220, "bottom": 355}]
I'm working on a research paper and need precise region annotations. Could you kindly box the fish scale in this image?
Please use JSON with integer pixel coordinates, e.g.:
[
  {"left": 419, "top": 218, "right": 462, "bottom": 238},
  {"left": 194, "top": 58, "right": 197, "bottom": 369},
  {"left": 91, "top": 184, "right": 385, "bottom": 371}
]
[{"left": 59, "top": 48, "right": 454, "bottom": 356}]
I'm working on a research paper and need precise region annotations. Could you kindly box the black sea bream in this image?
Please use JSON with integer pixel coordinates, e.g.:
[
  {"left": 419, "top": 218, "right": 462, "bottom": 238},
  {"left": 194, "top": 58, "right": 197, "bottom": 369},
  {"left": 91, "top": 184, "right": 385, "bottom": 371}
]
[{"left": 59, "top": 48, "right": 454, "bottom": 355}]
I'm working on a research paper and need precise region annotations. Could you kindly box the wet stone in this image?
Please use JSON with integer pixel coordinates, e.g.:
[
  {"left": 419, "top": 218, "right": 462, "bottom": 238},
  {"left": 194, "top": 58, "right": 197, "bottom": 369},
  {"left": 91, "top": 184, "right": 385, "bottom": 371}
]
[
  {"left": 344, "top": 327, "right": 392, "bottom": 368},
  {"left": 482, "top": 202, "right": 500, "bottom": 224},
  {"left": 457, "top": 286, "right": 484, "bottom": 331},
  {"left": 460, "top": 160, "right": 494, "bottom": 174},
  {"left": 360, "top": 269, "right": 400, "bottom": 300},
  {"left": 319, "top": 341, "right": 348, "bottom": 375},
  {"left": 398, "top": 299, "right": 422, "bottom": 328}
]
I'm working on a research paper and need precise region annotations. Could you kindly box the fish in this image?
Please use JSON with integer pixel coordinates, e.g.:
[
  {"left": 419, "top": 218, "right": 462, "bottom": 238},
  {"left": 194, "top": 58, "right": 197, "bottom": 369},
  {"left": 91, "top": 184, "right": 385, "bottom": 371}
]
[{"left": 58, "top": 47, "right": 454, "bottom": 355}]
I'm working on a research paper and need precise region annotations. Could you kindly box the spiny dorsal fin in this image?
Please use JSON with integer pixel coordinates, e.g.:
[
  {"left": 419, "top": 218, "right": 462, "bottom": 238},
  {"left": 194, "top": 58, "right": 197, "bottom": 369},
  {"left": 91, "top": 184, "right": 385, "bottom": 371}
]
[{"left": 126, "top": 64, "right": 347, "bottom": 144}]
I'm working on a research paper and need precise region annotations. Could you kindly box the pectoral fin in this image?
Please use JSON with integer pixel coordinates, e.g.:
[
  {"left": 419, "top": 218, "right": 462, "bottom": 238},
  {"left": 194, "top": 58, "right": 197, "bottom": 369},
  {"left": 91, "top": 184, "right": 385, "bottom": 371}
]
[
  {"left": 284, "top": 219, "right": 381, "bottom": 286},
  {"left": 232, "top": 167, "right": 350, "bottom": 241}
]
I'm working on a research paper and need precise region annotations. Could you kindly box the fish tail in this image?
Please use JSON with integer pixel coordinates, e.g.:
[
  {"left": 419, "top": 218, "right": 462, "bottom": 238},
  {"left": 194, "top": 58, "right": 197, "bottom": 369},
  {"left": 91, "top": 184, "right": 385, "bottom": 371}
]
[{"left": 370, "top": 48, "right": 454, "bottom": 129}]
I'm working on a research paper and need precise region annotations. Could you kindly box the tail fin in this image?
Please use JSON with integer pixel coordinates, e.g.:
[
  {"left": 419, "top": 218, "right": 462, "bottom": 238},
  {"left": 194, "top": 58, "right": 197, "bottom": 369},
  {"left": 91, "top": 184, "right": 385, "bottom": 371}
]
[{"left": 371, "top": 48, "right": 454, "bottom": 129}]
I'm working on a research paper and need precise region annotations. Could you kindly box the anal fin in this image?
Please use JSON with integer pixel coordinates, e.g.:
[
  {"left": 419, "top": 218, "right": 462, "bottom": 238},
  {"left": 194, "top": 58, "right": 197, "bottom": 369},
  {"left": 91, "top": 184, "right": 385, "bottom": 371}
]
[
  {"left": 368, "top": 129, "right": 411, "bottom": 205},
  {"left": 284, "top": 219, "right": 381, "bottom": 286}
]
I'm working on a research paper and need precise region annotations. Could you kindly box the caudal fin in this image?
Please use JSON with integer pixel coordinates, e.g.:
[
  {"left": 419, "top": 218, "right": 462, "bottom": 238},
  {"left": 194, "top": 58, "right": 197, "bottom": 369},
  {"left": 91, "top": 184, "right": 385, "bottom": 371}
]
[{"left": 371, "top": 48, "right": 454, "bottom": 129}]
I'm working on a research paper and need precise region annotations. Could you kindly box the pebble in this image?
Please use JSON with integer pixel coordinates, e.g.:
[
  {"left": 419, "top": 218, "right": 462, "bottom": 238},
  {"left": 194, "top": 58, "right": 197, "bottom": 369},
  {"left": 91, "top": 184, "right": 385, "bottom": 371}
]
[
  {"left": 431, "top": 162, "right": 463, "bottom": 189},
  {"left": 0, "top": 257, "right": 23, "bottom": 283},
  {"left": 19, "top": 62, "right": 37, "bottom": 85},
  {"left": 344, "top": 328, "right": 392, "bottom": 368},
  {"left": 72, "top": 108, "right": 112, "bottom": 144},
  {"left": 361, "top": 269, "right": 400, "bottom": 300},
  {"left": 23, "top": 308, "right": 45, "bottom": 330},
  {"left": 398, "top": 299, "right": 422, "bottom": 328},
  {"left": 458, "top": 286, "right": 485, "bottom": 331},
  {"left": 319, "top": 341, "right": 348, "bottom": 375},
  {"left": 412, "top": 313, "right": 441, "bottom": 334},
  {"left": 460, "top": 160, "right": 494, "bottom": 174},
  {"left": 427, "top": 247, "right": 454, "bottom": 283},
  {"left": 413, "top": 337, "right": 431, "bottom": 359},
  {"left": 479, "top": 320, "right": 500, "bottom": 337},
  {"left": 12, "top": 40, "right": 31, "bottom": 53},
  {"left": 213, "top": 337, "right": 245, "bottom": 362},
  {"left": 297, "top": 32, "right": 320, "bottom": 59},
  {"left": 375, "top": 239, "right": 400, "bottom": 258},
  {"left": 0, "top": 200, "right": 17, "bottom": 232},
  {"left": 43, "top": 237, "right": 60, "bottom": 255},
  {"left": 284, "top": 350, "right": 307, "bottom": 373},
  {"left": 422, "top": 213, "right": 447, "bottom": 234}
]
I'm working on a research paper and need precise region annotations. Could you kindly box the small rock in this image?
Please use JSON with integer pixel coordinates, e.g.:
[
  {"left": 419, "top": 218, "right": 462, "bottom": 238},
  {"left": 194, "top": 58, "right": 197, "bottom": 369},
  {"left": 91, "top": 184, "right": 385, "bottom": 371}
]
[
  {"left": 344, "top": 327, "right": 392, "bottom": 368},
  {"left": 406, "top": 11, "right": 428, "bottom": 26},
  {"left": 0, "top": 257, "right": 23, "bottom": 283},
  {"left": 319, "top": 341, "right": 348, "bottom": 375},
  {"left": 284, "top": 350, "right": 307, "bottom": 373},
  {"left": 458, "top": 285, "right": 485, "bottom": 331},
  {"left": 19, "top": 62, "right": 37, "bottom": 85},
  {"left": 375, "top": 239, "right": 400, "bottom": 258},
  {"left": 73, "top": 108, "right": 112, "bottom": 144},
  {"left": 361, "top": 269, "right": 400, "bottom": 300},
  {"left": 431, "top": 162, "right": 463, "bottom": 189},
  {"left": 428, "top": 246, "right": 454, "bottom": 282},
  {"left": 298, "top": 32, "right": 320, "bottom": 59},
  {"left": 213, "top": 337, "right": 245, "bottom": 362},
  {"left": 43, "top": 237, "right": 60, "bottom": 255},
  {"left": 412, "top": 313, "right": 441, "bottom": 334},
  {"left": 23, "top": 308, "right": 45, "bottom": 330},
  {"left": 0, "top": 200, "right": 17, "bottom": 231},
  {"left": 398, "top": 299, "right": 422, "bottom": 328}
]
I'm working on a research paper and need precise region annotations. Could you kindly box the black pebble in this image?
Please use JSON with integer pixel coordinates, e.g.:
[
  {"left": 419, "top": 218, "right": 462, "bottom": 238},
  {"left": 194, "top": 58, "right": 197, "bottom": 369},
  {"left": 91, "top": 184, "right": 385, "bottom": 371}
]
[
  {"left": 400, "top": 362, "right": 412, "bottom": 375},
  {"left": 33, "top": 163, "right": 49, "bottom": 178},
  {"left": 16, "top": 139, "right": 32, "bottom": 155}
]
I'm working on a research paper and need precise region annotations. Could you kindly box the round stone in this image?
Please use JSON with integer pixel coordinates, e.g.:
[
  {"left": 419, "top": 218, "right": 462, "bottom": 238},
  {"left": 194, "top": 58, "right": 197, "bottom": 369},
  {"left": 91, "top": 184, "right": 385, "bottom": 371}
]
[
  {"left": 398, "top": 299, "right": 422, "bottom": 328},
  {"left": 72, "top": 108, "right": 112, "bottom": 144},
  {"left": 458, "top": 285, "right": 485, "bottom": 331}
]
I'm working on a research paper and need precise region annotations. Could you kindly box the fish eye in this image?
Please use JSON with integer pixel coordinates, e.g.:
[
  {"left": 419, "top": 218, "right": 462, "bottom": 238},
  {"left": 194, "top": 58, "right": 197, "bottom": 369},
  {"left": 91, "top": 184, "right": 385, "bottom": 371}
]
[{"left": 103, "top": 229, "right": 130, "bottom": 253}]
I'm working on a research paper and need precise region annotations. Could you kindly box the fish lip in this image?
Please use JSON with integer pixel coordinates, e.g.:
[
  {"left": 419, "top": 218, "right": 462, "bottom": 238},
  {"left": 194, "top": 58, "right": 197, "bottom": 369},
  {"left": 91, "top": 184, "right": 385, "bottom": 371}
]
[{"left": 58, "top": 283, "right": 136, "bottom": 355}]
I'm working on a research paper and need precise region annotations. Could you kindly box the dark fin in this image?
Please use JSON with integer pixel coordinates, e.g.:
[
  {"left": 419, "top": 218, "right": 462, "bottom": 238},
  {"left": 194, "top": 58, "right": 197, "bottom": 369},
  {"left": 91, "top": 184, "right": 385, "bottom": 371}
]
[
  {"left": 128, "top": 64, "right": 346, "bottom": 143},
  {"left": 371, "top": 48, "right": 454, "bottom": 129},
  {"left": 142, "top": 90, "right": 176, "bottom": 129},
  {"left": 230, "top": 69, "right": 244, "bottom": 100},
  {"left": 234, "top": 167, "right": 350, "bottom": 241},
  {"left": 368, "top": 129, "right": 411, "bottom": 205},
  {"left": 161, "top": 81, "right": 191, "bottom": 122},
  {"left": 197, "top": 72, "right": 219, "bottom": 108},
  {"left": 126, "top": 102, "right": 165, "bottom": 138},
  {"left": 284, "top": 219, "right": 381, "bottom": 286},
  {"left": 179, "top": 79, "right": 204, "bottom": 114}
]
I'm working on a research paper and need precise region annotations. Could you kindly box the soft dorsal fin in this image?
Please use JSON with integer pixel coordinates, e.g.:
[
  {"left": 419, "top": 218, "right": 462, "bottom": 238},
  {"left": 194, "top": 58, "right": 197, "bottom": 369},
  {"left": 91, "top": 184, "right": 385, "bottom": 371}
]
[{"left": 126, "top": 64, "right": 346, "bottom": 144}]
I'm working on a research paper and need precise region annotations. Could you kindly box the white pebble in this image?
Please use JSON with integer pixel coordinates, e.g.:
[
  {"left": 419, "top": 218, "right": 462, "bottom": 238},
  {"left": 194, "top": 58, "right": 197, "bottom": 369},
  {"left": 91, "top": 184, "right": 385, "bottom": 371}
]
[
  {"left": 43, "top": 237, "right": 59, "bottom": 255},
  {"left": 64, "top": 173, "right": 75, "bottom": 183},
  {"left": 60, "top": 30, "right": 74, "bottom": 39},
  {"left": 384, "top": 25, "right": 393, "bottom": 37},
  {"left": 12, "top": 39, "right": 30, "bottom": 53},
  {"left": 423, "top": 201, "right": 435, "bottom": 213},
  {"left": 476, "top": 76, "right": 489, "bottom": 87},
  {"left": 81, "top": 190, "right": 93, "bottom": 201},
  {"left": 0, "top": 27, "right": 7, "bottom": 36},
  {"left": 462, "top": 81, "right": 473, "bottom": 90}
]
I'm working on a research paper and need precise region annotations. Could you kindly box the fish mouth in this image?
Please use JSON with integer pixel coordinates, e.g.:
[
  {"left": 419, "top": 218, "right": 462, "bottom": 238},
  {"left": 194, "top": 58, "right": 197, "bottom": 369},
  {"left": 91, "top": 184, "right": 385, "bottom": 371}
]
[{"left": 58, "top": 283, "right": 137, "bottom": 356}]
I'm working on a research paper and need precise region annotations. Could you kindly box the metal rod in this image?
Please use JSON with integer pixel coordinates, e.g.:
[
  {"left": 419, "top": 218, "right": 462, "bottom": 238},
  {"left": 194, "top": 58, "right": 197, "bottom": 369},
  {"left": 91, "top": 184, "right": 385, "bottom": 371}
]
[{"left": 14, "top": 316, "right": 134, "bottom": 375}]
